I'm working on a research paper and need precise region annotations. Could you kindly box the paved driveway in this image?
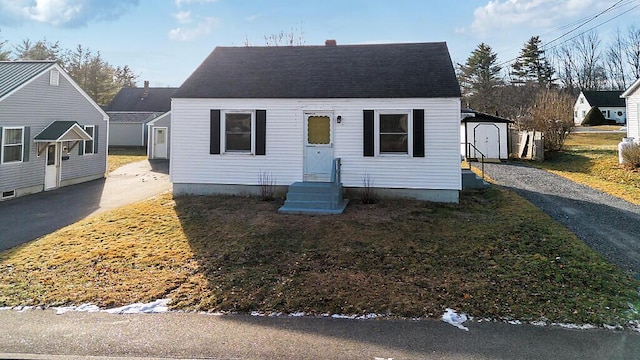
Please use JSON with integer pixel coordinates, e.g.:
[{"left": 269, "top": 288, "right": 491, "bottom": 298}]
[
  {"left": 481, "top": 162, "right": 640, "bottom": 277},
  {"left": 0, "top": 160, "right": 170, "bottom": 252}
]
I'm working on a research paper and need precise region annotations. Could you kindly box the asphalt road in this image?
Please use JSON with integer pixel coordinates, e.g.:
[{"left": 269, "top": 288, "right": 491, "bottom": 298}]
[
  {"left": 0, "top": 160, "right": 170, "bottom": 252},
  {"left": 0, "top": 310, "right": 638, "bottom": 360},
  {"left": 481, "top": 162, "right": 640, "bottom": 276}
]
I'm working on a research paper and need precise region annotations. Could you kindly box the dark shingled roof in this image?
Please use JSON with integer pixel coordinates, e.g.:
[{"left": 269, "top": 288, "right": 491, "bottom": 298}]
[
  {"left": 107, "top": 112, "right": 159, "bottom": 124},
  {"left": 105, "top": 87, "right": 177, "bottom": 112},
  {"left": 173, "top": 42, "right": 461, "bottom": 99},
  {"left": 582, "top": 90, "right": 625, "bottom": 107}
]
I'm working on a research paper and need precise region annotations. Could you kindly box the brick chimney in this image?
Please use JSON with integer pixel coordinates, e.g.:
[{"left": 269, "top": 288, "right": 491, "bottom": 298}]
[
  {"left": 325, "top": 39, "right": 337, "bottom": 46},
  {"left": 143, "top": 80, "right": 150, "bottom": 97}
]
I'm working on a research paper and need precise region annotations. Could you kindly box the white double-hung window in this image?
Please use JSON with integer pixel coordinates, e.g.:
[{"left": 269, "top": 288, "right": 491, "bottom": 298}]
[
  {"left": 223, "top": 111, "right": 254, "bottom": 153},
  {"left": 377, "top": 111, "right": 411, "bottom": 155},
  {"left": 1, "top": 127, "right": 24, "bottom": 163}
]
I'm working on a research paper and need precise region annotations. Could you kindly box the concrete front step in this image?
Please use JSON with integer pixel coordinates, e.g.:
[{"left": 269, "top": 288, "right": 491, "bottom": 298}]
[
  {"left": 278, "top": 181, "right": 348, "bottom": 215},
  {"left": 462, "top": 169, "right": 489, "bottom": 189}
]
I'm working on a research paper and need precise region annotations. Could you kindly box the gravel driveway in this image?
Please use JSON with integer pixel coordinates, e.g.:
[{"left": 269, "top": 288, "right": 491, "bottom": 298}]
[{"left": 481, "top": 162, "right": 640, "bottom": 277}]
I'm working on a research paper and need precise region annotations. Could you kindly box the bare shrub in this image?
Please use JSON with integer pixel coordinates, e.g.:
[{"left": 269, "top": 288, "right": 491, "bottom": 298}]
[
  {"left": 362, "top": 173, "right": 377, "bottom": 204},
  {"left": 258, "top": 171, "right": 276, "bottom": 201},
  {"left": 518, "top": 90, "right": 574, "bottom": 152},
  {"left": 622, "top": 143, "right": 640, "bottom": 169}
]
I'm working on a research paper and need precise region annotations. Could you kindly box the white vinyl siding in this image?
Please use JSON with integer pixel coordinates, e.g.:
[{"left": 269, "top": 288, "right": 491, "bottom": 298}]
[{"left": 171, "top": 97, "right": 461, "bottom": 191}]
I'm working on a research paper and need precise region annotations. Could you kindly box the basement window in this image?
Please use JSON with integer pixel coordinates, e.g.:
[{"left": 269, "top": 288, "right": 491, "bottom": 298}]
[{"left": 1, "top": 190, "right": 15, "bottom": 200}]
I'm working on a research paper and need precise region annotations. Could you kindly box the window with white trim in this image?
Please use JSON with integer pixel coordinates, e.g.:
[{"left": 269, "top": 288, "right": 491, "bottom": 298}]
[
  {"left": 223, "top": 111, "right": 253, "bottom": 153},
  {"left": 1, "top": 127, "right": 24, "bottom": 163},
  {"left": 84, "top": 125, "right": 94, "bottom": 155},
  {"left": 377, "top": 111, "right": 411, "bottom": 155}
]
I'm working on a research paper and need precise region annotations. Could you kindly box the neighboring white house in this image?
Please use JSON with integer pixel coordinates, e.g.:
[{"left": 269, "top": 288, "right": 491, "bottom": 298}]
[
  {"left": 105, "top": 82, "right": 176, "bottom": 148},
  {"left": 171, "top": 42, "right": 462, "bottom": 205},
  {"left": 460, "top": 109, "right": 513, "bottom": 160},
  {"left": 146, "top": 111, "right": 171, "bottom": 159},
  {"left": 574, "top": 90, "right": 626, "bottom": 125},
  {"left": 621, "top": 79, "right": 640, "bottom": 143},
  {"left": 0, "top": 61, "right": 108, "bottom": 200}
]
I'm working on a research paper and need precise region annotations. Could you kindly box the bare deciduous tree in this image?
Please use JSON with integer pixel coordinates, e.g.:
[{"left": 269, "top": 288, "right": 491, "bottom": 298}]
[
  {"left": 606, "top": 28, "right": 627, "bottom": 90},
  {"left": 520, "top": 90, "right": 574, "bottom": 152},
  {"left": 625, "top": 25, "right": 640, "bottom": 81}
]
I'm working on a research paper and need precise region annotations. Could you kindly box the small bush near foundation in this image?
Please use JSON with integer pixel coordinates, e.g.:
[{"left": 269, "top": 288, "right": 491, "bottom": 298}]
[
  {"left": 258, "top": 171, "right": 276, "bottom": 201},
  {"left": 362, "top": 173, "right": 377, "bottom": 204},
  {"left": 622, "top": 143, "right": 640, "bottom": 169}
]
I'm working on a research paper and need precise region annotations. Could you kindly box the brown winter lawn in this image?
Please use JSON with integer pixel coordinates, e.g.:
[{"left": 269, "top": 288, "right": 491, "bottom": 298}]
[
  {"left": 107, "top": 147, "right": 147, "bottom": 173},
  {"left": 538, "top": 132, "right": 640, "bottom": 205},
  {"left": 1, "top": 189, "right": 639, "bottom": 326}
]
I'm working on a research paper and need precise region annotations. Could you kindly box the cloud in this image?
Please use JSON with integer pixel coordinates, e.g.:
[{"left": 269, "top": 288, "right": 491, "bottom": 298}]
[
  {"left": 168, "top": 16, "right": 219, "bottom": 41},
  {"left": 175, "top": 0, "right": 217, "bottom": 7},
  {"left": 173, "top": 10, "right": 192, "bottom": 24},
  {"left": 471, "top": 0, "right": 600, "bottom": 34},
  {"left": 0, "top": 0, "right": 139, "bottom": 27},
  {"left": 245, "top": 14, "right": 261, "bottom": 22}
]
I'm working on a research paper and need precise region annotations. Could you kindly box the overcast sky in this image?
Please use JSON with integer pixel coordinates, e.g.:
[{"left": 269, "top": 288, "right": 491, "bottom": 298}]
[{"left": 0, "top": 0, "right": 637, "bottom": 87}]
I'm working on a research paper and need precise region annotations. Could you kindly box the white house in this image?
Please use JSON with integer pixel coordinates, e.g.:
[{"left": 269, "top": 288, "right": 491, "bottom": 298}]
[
  {"left": 574, "top": 90, "right": 626, "bottom": 125},
  {"left": 170, "top": 42, "right": 462, "bottom": 210},
  {"left": 621, "top": 79, "right": 640, "bottom": 143}
]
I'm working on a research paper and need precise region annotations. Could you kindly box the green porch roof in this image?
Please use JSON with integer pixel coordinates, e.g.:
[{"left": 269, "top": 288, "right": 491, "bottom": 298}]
[{"left": 34, "top": 121, "right": 92, "bottom": 142}]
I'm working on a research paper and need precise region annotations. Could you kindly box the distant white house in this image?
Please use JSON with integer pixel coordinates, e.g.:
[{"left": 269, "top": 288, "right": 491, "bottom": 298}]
[
  {"left": 621, "top": 79, "right": 640, "bottom": 143},
  {"left": 574, "top": 90, "right": 626, "bottom": 125}
]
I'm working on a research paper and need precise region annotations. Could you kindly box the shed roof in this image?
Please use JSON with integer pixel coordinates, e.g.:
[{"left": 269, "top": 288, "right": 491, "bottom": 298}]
[
  {"left": 105, "top": 87, "right": 177, "bottom": 112},
  {"left": 173, "top": 42, "right": 461, "bottom": 99},
  {"left": 34, "top": 121, "right": 92, "bottom": 142},
  {"left": 0, "top": 61, "right": 56, "bottom": 99},
  {"left": 461, "top": 108, "right": 514, "bottom": 123},
  {"left": 582, "top": 90, "right": 625, "bottom": 107},
  {"left": 107, "top": 111, "right": 159, "bottom": 123}
]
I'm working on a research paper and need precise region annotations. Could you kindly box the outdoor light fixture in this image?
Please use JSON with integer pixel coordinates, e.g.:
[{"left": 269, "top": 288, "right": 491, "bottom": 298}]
[{"left": 337, "top": 115, "right": 342, "bottom": 123}]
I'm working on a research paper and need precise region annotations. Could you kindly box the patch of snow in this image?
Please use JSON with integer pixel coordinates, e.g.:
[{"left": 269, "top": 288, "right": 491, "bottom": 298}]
[
  {"left": 604, "top": 324, "right": 622, "bottom": 330},
  {"left": 250, "top": 311, "right": 264, "bottom": 317},
  {"left": 530, "top": 320, "right": 547, "bottom": 327},
  {"left": 508, "top": 320, "right": 522, "bottom": 325},
  {"left": 331, "top": 314, "right": 357, "bottom": 319},
  {"left": 289, "top": 311, "right": 305, "bottom": 317},
  {"left": 17, "top": 306, "right": 34, "bottom": 312},
  {"left": 0, "top": 306, "right": 13, "bottom": 311},
  {"left": 441, "top": 308, "right": 469, "bottom": 331},
  {"left": 103, "top": 299, "right": 170, "bottom": 314},
  {"left": 268, "top": 312, "right": 282, "bottom": 317},
  {"left": 356, "top": 313, "right": 380, "bottom": 320},
  {"left": 629, "top": 320, "right": 640, "bottom": 332},
  {"left": 55, "top": 303, "right": 101, "bottom": 315},
  {"left": 551, "top": 323, "right": 597, "bottom": 330}
]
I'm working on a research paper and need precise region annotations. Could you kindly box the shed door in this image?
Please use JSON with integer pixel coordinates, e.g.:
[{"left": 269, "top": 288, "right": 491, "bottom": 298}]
[
  {"left": 153, "top": 127, "right": 168, "bottom": 159},
  {"left": 473, "top": 124, "right": 500, "bottom": 159},
  {"left": 304, "top": 113, "right": 333, "bottom": 182},
  {"left": 44, "top": 144, "right": 59, "bottom": 190}
]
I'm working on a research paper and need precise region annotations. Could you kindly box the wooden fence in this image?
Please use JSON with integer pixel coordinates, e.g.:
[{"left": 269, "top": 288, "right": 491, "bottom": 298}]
[{"left": 509, "top": 129, "right": 544, "bottom": 161}]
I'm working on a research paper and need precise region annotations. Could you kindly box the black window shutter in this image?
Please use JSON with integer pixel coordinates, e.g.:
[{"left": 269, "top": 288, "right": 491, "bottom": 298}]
[
  {"left": 363, "top": 110, "right": 374, "bottom": 157},
  {"left": 23, "top": 126, "right": 30, "bottom": 162},
  {"left": 255, "top": 110, "right": 266, "bottom": 155},
  {"left": 93, "top": 125, "right": 99, "bottom": 154},
  {"left": 210, "top": 110, "right": 221, "bottom": 154},
  {"left": 413, "top": 109, "right": 425, "bottom": 158}
]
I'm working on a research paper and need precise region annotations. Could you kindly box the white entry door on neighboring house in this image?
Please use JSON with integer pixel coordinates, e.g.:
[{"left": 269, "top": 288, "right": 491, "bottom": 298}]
[
  {"left": 304, "top": 112, "right": 334, "bottom": 182},
  {"left": 44, "top": 143, "right": 59, "bottom": 190},
  {"left": 474, "top": 124, "right": 500, "bottom": 159},
  {"left": 153, "top": 127, "right": 168, "bottom": 159}
]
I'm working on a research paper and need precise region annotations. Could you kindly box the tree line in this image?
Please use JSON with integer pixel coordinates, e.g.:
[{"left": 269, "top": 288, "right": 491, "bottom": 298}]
[
  {"left": 0, "top": 32, "right": 137, "bottom": 106},
  {"left": 458, "top": 27, "right": 640, "bottom": 151}
]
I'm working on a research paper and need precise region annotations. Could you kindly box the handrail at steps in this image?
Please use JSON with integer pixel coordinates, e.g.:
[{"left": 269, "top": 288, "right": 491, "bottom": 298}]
[
  {"left": 330, "top": 158, "right": 341, "bottom": 184},
  {"left": 465, "top": 143, "right": 486, "bottom": 180}
]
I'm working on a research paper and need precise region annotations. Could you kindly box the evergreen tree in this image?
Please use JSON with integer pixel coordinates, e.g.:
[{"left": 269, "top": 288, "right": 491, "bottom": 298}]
[
  {"left": 511, "top": 36, "right": 554, "bottom": 86},
  {"left": 14, "top": 38, "right": 63, "bottom": 63},
  {"left": 458, "top": 43, "right": 503, "bottom": 112}
]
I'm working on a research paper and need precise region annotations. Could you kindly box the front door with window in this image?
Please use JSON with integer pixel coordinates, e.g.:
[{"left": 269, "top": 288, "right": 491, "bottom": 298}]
[
  {"left": 153, "top": 127, "right": 168, "bottom": 159},
  {"left": 304, "top": 112, "right": 333, "bottom": 182},
  {"left": 44, "top": 143, "right": 59, "bottom": 190}
]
